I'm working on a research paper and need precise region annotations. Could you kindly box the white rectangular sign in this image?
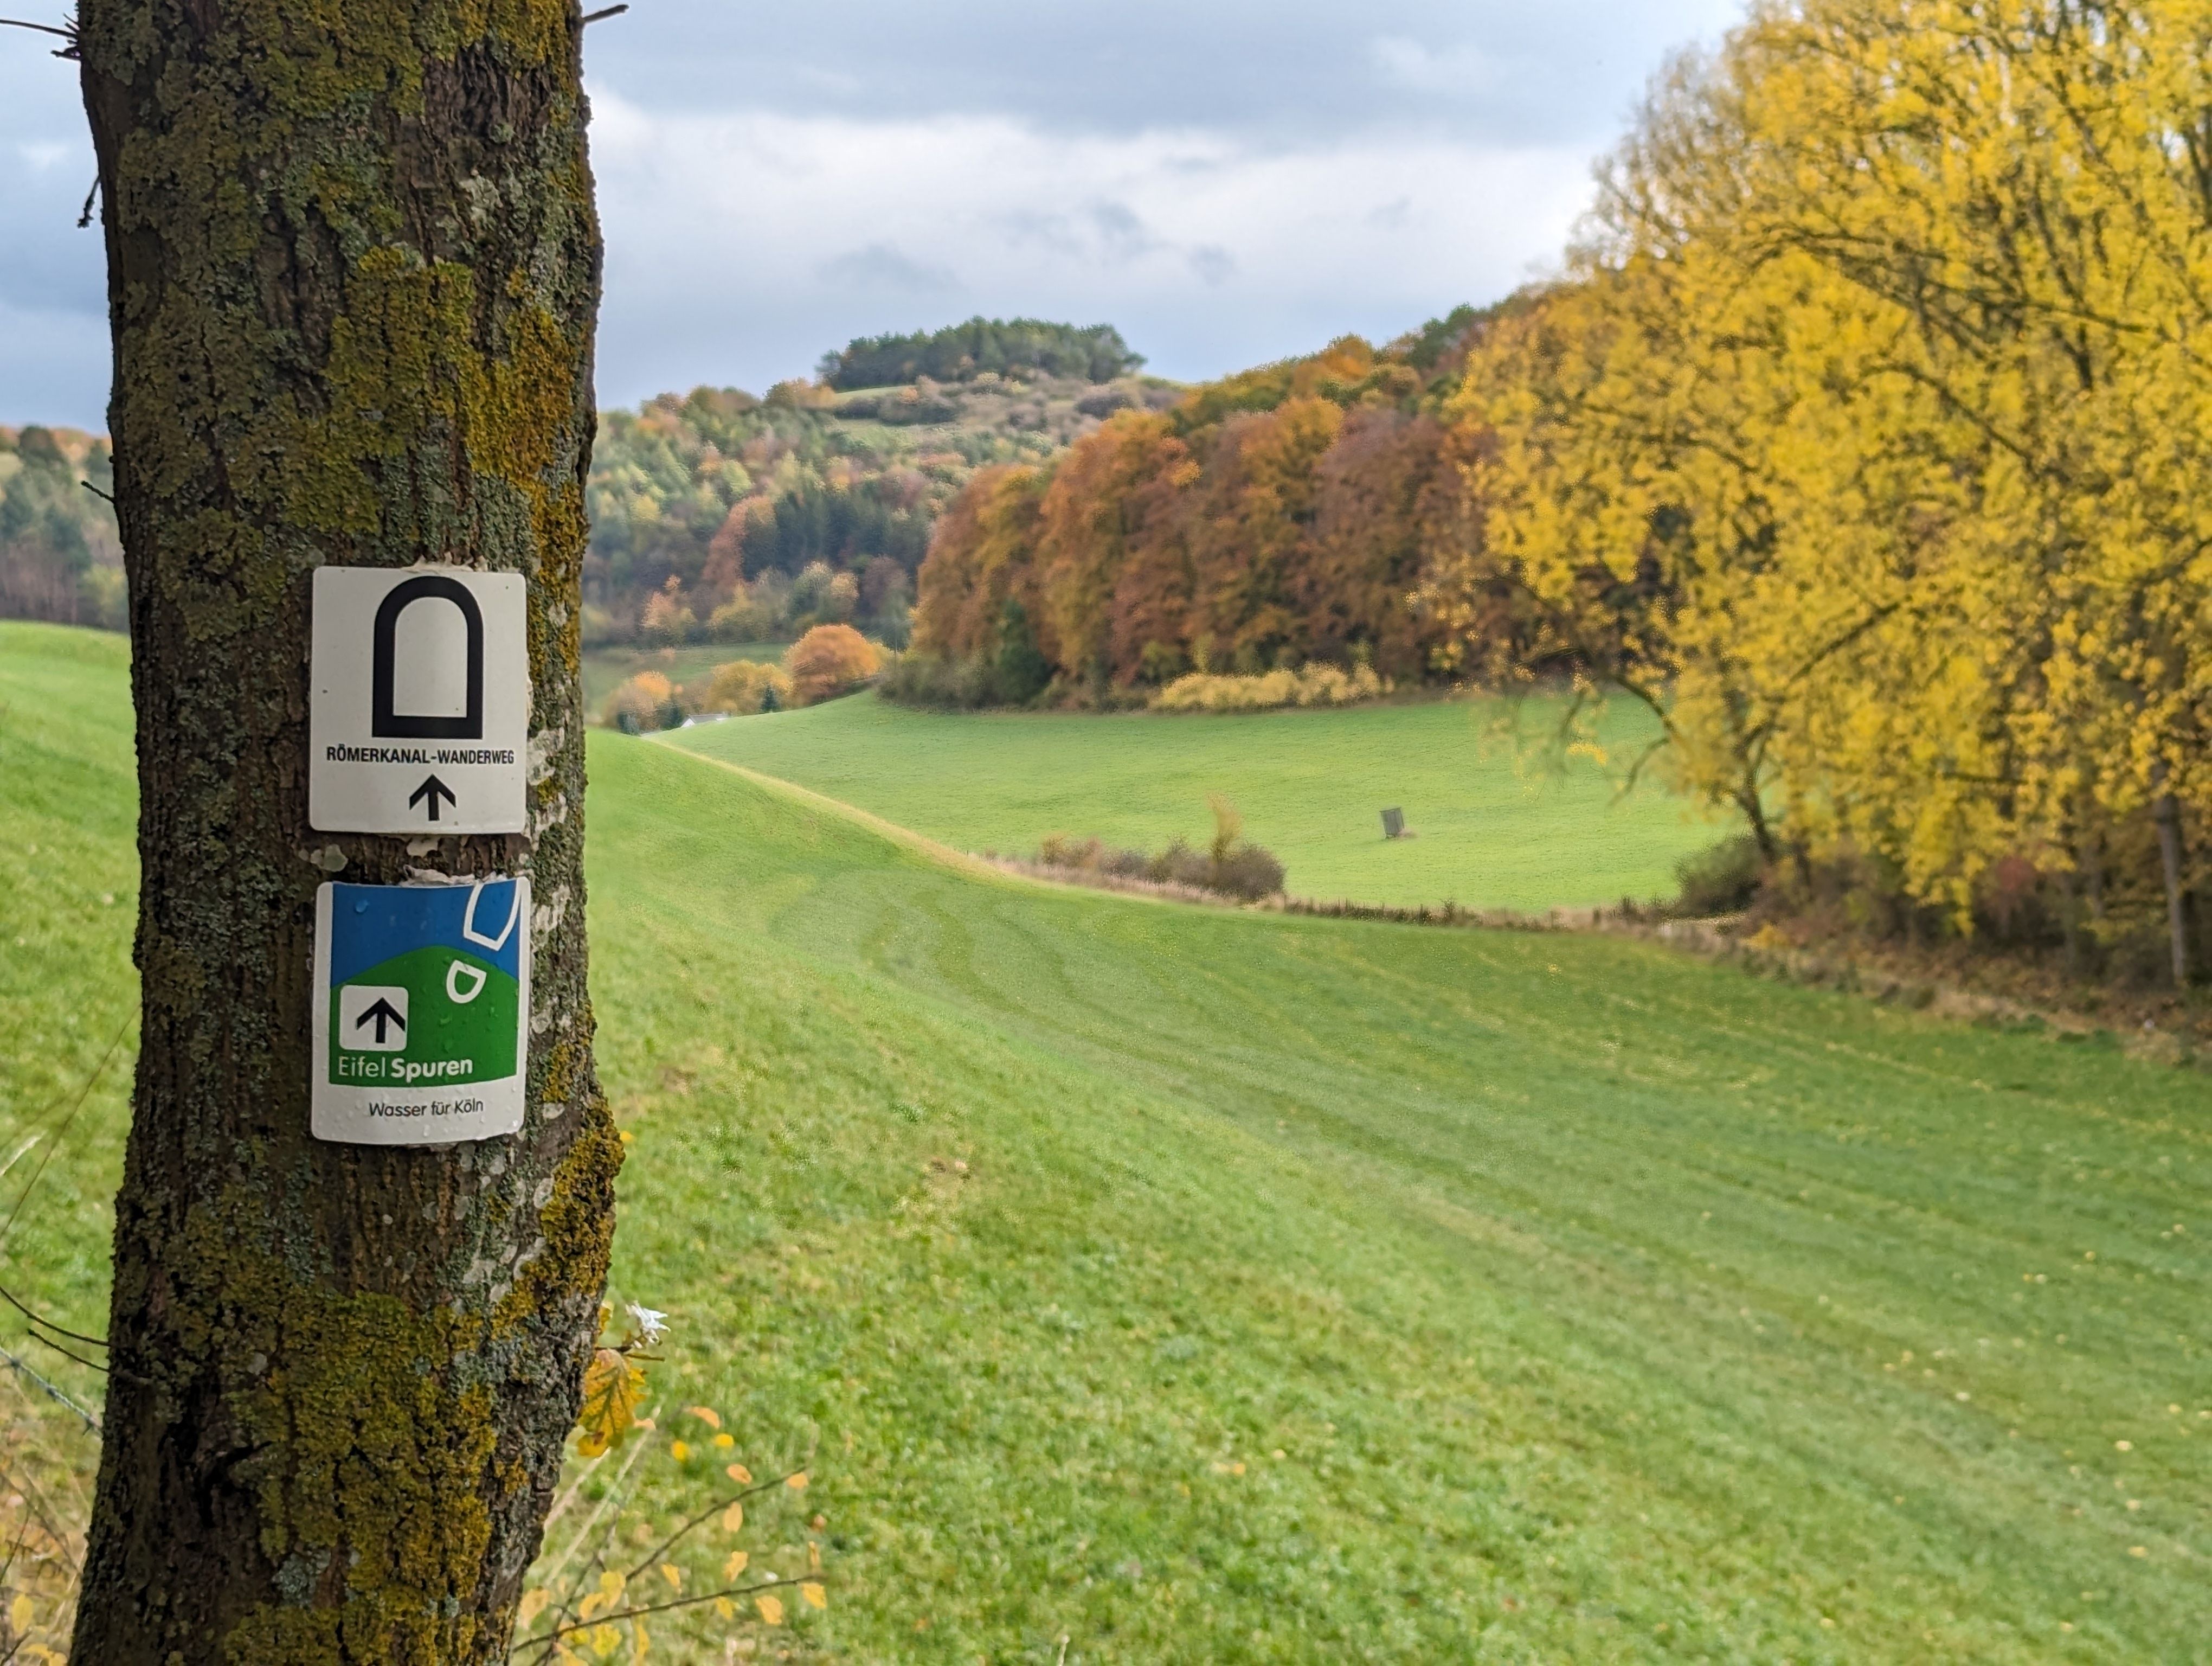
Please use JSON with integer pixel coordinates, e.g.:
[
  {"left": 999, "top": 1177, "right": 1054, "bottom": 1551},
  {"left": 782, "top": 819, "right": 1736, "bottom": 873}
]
[
  {"left": 310, "top": 566, "right": 530, "bottom": 834},
  {"left": 312, "top": 878, "right": 530, "bottom": 1144}
]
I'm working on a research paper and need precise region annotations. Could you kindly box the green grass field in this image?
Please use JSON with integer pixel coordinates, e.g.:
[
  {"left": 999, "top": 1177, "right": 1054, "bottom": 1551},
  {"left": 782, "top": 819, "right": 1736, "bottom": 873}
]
[
  {"left": 666, "top": 692, "right": 1722, "bottom": 912},
  {"left": 584, "top": 642, "right": 788, "bottom": 709},
  {"left": 4, "top": 620, "right": 2209, "bottom": 1661}
]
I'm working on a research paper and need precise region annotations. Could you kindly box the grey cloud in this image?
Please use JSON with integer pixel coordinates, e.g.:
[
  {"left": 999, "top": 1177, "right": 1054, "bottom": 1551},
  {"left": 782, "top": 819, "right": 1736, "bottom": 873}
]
[
  {"left": 1188, "top": 246, "right": 1236, "bottom": 287},
  {"left": 1088, "top": 201, "right": 1160, "bottom": 263},
  {"left": 993, "top": 209, "right": 1085, "bottom": 257},
  {"left": 815, "top": 242, "right": 958, "bottom": 293},
  {"left": 587, "top": 1, "right": 1747, "bottom": 145}
]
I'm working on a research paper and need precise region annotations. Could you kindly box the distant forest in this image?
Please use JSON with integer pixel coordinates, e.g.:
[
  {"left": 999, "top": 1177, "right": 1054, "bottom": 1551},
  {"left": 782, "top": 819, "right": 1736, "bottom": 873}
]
[
  {"left": 818, "top": 318, "right": 1143, "bottom": 391},
  {"left": 0, "top": 426, "right": 122, "bottom": 631},
  {"left": 909, "top": 303, "right": 1499, "bottom": 691}
]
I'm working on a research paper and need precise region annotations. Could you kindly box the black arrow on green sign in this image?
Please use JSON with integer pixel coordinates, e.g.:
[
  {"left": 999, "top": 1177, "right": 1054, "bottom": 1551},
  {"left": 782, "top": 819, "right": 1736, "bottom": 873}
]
[{"left": 355, "top": 998, "right": 407, "bottom": 1045}]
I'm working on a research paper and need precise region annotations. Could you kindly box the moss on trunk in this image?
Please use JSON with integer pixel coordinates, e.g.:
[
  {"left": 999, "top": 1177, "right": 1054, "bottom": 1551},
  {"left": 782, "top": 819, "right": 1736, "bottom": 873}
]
[{"left": 72, "top": 4, "right": 619, "bottom": 1659}]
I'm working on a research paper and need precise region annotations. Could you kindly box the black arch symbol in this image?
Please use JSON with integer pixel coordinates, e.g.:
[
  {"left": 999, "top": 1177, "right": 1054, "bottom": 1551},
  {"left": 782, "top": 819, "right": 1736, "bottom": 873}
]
[{"left": 371, "top": 575, "right": 485, "bottom": 740}]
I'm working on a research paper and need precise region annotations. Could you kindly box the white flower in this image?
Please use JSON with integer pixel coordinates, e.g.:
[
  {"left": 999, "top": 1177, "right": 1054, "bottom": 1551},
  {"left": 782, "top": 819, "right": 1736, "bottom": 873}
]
[{"left": 626, "top": 1302, "right": 669, "bottom": 1345}]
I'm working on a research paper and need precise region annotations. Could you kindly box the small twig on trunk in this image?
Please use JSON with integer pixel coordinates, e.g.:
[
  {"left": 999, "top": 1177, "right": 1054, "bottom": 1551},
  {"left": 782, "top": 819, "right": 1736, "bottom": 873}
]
[
  {"left": 0, "top": 14, "right": 77, "bottom": 57},
  {"left": 24, "top": 1332, "right": 106, "bottom": 1375},
  {"left": 0, "top": 1283, "right": 106, "bottom": 1349},
  {"left": 78, "top": 178, "right": 97, "bottom": 228},
  {"left": 580, "top": 4, "right": 628, "bottom": 22}
]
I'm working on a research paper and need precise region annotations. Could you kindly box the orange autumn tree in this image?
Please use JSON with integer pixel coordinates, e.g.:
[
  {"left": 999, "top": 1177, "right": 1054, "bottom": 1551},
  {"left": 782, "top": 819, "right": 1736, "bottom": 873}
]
[
  {"left": 909, "top": 321, "right": 1492, "bottom": 695},
  {"left": 1033, "top": 411, "right": 1197, "bottom": 684},
  {"left": 785, "top": 624, "right": 882, "bottom": 704}
]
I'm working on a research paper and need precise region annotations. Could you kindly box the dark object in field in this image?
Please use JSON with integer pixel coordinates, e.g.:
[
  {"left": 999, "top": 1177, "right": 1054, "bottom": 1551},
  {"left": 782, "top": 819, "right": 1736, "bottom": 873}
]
[{"left": 1381, "top": 807, "right": 1406, "bottom": 840}]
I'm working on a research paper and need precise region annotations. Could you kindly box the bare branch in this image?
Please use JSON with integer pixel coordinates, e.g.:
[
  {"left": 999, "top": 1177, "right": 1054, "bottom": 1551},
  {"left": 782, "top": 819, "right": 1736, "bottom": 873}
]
[
  {"left": 0, "top": 14, "right": 78, "bottom": 57},
  {"left": 519, "top": 1575, "right": 823, "bottom": 1659}
]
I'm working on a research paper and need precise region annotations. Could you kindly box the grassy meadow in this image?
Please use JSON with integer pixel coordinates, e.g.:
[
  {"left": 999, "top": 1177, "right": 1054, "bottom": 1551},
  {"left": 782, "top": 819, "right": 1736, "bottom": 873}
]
[
  {"left": 666, "top": 691, "right": 1720, "bottom": 912},
  {"left": 3, "top": 620, "right": 2209, "bottom": 1661}
]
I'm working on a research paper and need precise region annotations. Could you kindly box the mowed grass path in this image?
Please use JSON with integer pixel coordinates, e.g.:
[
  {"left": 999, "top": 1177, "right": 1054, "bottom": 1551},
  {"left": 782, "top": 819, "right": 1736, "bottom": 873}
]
[
  {"left": 668, "top": 690, "right": 1719, "bottom": 912},
  {"left": 3, "top": 622, "right": 2208, "bottom": 1662}
]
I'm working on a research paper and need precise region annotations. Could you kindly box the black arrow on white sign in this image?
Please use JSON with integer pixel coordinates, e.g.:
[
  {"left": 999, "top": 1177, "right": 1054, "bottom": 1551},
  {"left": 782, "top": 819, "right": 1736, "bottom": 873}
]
[
  {"left": 408, "top": 774, "right": 458, "bottom": 822},
  {"left": 355, "top": 998, "right": 407, "bottom": 1045}
]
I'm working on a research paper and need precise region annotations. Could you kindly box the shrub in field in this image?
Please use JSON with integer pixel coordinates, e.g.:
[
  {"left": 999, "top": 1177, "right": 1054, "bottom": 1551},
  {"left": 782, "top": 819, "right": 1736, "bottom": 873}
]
[
  {"left": 1675, "top": 835, "right": 1766, "bottom": 916},
  {"left": 785, "top": 624, "right": 881, "bottom": 705},
  {"left": 601, "top": 670, "right": 689, "bottom": 733},
  {"left": 1034, "top": 799, "right": 1287, "bottom": 901},
  {"left": 879, "top": 650, "right": 996, "bottom": 710},
  {"left": 1151, "top": 662, "right": 1386, "bottom": 713},
  {"left": 1209, "top": 841, "right": 1288, "bottom": 900},
  {"left": 702, "top": 658, "right": 794, "bottom": 716}
]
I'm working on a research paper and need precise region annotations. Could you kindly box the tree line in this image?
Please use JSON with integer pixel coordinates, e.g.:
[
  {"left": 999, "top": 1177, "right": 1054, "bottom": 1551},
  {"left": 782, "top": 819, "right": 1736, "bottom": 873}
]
[
  {"left": 818, "top": 317, "right": 1143, "bottom": 391},
  {"left": 905, "top": 310, "right": 1503, "bottom": 702},
  {"left": 912, "top": 0, "right": 2212, "bottom": 985}
]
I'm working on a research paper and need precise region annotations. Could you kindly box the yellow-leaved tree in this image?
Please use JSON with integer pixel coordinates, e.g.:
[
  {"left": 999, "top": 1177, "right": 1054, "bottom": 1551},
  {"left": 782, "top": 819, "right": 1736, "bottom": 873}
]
[{"left": 1430, "top": 2, "right": 2212, "bottom": 979}]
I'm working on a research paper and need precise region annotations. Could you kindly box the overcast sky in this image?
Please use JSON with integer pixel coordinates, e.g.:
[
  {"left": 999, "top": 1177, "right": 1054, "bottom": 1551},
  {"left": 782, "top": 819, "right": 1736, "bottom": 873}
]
[{"left": 0, "top": 1, "right": 1745, "bottom": 429}]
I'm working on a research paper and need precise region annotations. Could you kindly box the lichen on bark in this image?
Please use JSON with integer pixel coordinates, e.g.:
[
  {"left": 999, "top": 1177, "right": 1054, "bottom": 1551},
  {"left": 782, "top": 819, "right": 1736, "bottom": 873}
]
[{"left": 70, "top": 4, "right": 620, "bottom": 1661}]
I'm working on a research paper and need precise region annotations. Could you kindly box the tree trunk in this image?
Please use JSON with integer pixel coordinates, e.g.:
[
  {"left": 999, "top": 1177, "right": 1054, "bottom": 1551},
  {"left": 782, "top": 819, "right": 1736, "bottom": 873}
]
[
  {"left": 2057, "top": 863, "right": 2082, "bottom": 981},
  {"left": 72, "top": 5, "right": 620, "bottom": 1661},
  {"left": 1737, "top": 784, "right": 1779, "bottom": 867},
  {"left": 2153, "top": 781, "right": 2191, "bottom": 989}
]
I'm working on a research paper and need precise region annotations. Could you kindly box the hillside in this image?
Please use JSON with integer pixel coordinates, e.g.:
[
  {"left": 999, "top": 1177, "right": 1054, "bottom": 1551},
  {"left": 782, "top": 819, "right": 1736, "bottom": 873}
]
[
  {"left": 584, "top": 321, "right": 1181, "bottom": 647},
  {"left": 4, "top": 619, "right": 2207, "bottom": 1659},
  {"left": 666, "top": 690, "right": 1716, "bottom": 911}
]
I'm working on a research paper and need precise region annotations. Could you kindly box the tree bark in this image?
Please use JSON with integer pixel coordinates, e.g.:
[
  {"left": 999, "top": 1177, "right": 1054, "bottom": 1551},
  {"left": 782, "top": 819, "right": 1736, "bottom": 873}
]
[{"left": 72, "top": 4, "right": 620, "bottom": 1661}]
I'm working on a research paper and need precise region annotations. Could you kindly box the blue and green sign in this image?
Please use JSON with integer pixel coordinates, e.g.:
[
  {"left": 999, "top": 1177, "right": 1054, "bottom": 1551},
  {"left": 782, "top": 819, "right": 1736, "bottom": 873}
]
[{"left": 312, "top": 877, "right": 531, "bottom": 1144}]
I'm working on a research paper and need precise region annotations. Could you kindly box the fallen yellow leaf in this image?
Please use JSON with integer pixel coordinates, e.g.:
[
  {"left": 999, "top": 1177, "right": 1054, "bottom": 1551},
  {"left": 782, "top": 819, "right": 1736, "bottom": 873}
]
[
  {"left": 757, "top": 1593, "right": 785, "bottom": 1626},
  {"left": 800, "top": 1581, "right": 827, "bottom": 1611}
]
